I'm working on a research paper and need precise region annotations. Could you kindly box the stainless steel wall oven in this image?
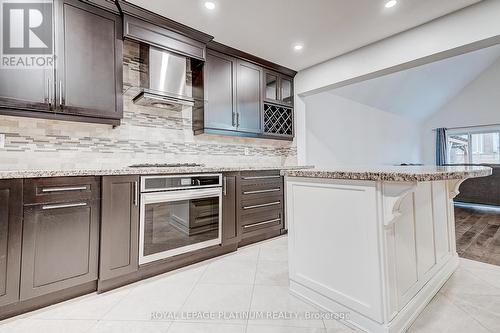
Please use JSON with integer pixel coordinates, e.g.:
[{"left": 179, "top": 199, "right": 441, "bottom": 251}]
[{"left": 139, "top": 174, "right": 222, "bottom": 264}]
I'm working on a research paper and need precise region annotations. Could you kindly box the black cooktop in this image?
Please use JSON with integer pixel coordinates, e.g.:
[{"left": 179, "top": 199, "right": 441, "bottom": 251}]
[{"left": 128, "top": 163, "right": 205, "bottom": 168}]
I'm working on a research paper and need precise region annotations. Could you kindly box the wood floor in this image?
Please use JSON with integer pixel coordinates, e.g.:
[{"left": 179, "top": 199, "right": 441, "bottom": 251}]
[{"left": 455, "top": 203, "right": 500, "bottom": 266}]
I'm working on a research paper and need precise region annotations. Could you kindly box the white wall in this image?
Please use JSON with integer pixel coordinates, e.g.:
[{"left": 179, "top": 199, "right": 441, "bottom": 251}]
[
  {"left": 420, "top": 57, "right": 500, "bottom": 164},
  {"left": 305, "top": 93, "right": 421, "bottom": 167},
  {"left": 295, "top": 0, "right": 500, "bottom": 164}
]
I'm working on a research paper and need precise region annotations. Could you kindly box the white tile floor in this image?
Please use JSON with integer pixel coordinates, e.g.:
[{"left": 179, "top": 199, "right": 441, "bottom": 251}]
[{"left": 1, "top": 235, "right": 500, "bottom": 333}]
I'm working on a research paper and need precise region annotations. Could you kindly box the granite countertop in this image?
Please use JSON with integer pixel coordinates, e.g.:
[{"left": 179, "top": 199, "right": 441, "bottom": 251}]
[
  {"left": 0, "top": 165, "right": 313, "bottom": 179},
  {"left": 281, "top": 165, "right": 492, "bottom": 182}
]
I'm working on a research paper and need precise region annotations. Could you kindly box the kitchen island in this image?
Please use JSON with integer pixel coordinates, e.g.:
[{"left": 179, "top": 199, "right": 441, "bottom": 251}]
[{"left": 282, "top": 166, "right": 492, "bottom": 333}]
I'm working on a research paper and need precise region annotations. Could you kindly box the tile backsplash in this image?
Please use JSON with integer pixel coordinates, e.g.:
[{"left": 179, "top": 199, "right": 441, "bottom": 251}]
[{"left": 0, "top": 40, "right": 296, "bottom": 169}]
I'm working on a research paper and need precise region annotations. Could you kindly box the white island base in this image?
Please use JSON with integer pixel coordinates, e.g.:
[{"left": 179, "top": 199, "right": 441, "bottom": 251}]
[{"left": 285, "top": 174, "right": 479, "bottom": 333}]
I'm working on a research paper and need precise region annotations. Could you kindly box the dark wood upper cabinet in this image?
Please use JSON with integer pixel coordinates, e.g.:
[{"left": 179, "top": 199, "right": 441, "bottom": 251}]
[
  {"left": 204, "top": 50, "right": 237, "bottom": 132},
  {"left": 0, "top": 67, "right": 53, "bottom": 113},
  {"left": 99, "top": 176, "right": 139, "bottom": 282},
  {"left": 0, "top": 0, "right": 122, "bottom": 125},
  {"left": 196, "top": 44, "right": 296, "bottom": 140},
  {"left": 263, "top": 70, "right": 293, "bottom": 106},
  {"left": 123, "top": 15, "right": 206, "bottom": 61},
  {"left": 236, "top": 60, "right": 263, "bottom": 134},
  {"left": 56, "top": 0, "right": 123, "bottom": 119},
  {"left": 20, "top": 177, "right": 100, "bottom": 300},
  {"left": 0, "top": 180, "right": 23, "bottom": 307},
  {"left": 0, "top": 1, "right": 54, "bottom": 112}
]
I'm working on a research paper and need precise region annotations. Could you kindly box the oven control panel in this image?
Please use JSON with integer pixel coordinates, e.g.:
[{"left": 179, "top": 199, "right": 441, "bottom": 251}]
[{"left": 141, "top": 174, "right": 222, "bottom": 192}]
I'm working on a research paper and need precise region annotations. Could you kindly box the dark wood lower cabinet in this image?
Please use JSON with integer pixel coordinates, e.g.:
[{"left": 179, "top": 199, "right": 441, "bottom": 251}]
[
  {"left": 1, "top": 170, "right": 286, "bottom": 317},
  {"left": 20, "top": 196, "right": 100, "bottom": 300},
  {"left": 99, "top": 176, "right": 139, "bottom": 282},
  {"left": 0, "top": 180, "right": 23, "bottom": 307},
  {"left": 238, "top": 171, "right": 285, "bottom": 246},
  {"left": 222, "top": 175, "right": 240, "bottom": 245}
]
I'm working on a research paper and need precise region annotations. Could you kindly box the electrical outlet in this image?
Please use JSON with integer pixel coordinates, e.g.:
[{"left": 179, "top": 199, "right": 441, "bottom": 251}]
[
  {"left": 244, "top": 147, "right": 250, "bottom": 156},
  {"left": 0, "top": 134, "right": 5, "bottom": 149}
]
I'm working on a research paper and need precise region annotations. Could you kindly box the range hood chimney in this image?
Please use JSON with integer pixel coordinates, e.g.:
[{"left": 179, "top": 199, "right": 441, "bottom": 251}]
[{"left": 133, "top": 45, "right": 195, "bottom": 111}]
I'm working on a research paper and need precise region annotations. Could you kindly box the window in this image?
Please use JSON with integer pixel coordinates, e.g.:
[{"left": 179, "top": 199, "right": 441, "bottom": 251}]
[{"left": 447, "top": 126, "right": 500, "bottom": 164}]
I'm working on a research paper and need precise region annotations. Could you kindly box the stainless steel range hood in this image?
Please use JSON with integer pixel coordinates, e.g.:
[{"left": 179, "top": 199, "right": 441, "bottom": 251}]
[{"left": 133, "top": 45, "right": 195, "bottom": 111}]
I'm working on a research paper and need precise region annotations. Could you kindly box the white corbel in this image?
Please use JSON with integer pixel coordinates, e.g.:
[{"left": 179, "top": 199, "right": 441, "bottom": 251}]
[{"left": 382, "top": 182, "right": 418, "bottom": 228}]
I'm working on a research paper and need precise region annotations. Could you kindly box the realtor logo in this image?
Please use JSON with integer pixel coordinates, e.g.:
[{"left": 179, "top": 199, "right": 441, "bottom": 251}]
[{"left": 1, "top": 0, "right": 53, "bottom": 68}]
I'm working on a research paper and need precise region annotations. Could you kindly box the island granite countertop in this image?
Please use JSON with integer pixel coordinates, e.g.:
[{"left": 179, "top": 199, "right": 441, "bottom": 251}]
[
  {"left": 281, "top": 165, "right": 492, "bottom": 182},
  {"left": 0, "top": 165, "right": 313, "bottom": 180}
]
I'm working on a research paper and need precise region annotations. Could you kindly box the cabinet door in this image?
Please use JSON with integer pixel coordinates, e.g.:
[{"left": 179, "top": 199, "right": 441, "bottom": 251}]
[
  {"left": 55, "top": 0, "right": 122, "bottom": 119},
  {"left": 280, "top": 76, "right": 293, "bottom": 105},
  {"left": 264, "top": 71, "right": 279, "bottom": 102},
  {"left": 0, "top": 1, "right": 54, "bottom": 112},
  {"left": 236, "top": 60, "right": 262, "bottom": 134},
  {"left": 205, "top": 50, "right": 237, "bottom": 131},
  {"left": 222, "top": 175, "right": 239, "bottom": 244},
  {"left": 20, "top": 199, "right": 99, "bottom": 300},
  {"left": 0, "top": 180, "right": 23, "bottom": 307},
  {"left": 100, "top": 176, "right": 139, "bottom": 281}
]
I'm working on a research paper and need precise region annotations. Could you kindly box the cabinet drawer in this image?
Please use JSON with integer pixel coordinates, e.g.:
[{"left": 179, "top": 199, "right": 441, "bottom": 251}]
[
  {"left": 24, "top": 177, "right": 100, "bottom": 205},
  {"left": 240, "top": 192, "right": 282, "bottom": 209},
  {"left": 241, "top": 207, "right": 282, "bottom": 226},
  {"left": 241, "top": 208, "right": 283, "bottom": 233},
  {"left": 241, "top": 182, "right": 283, "bottom": 203},
  {"left": 240, "top": 194, "right": 283, "bottom": 223},
  {"left": 240, "top": 171, "right": 282, "bottom": 187}
]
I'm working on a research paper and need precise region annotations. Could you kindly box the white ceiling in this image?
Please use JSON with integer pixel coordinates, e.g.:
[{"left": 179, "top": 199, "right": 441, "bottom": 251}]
[
  {"left": 329, "top": 44, "right": 500, "bottom": 121},
  {"left": 127, "top": 0, "right": 481, "bottom": 70}
]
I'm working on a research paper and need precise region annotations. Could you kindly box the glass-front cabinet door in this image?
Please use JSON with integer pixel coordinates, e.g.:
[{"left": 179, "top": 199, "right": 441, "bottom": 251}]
[
  {"left": 280, "top": 77, "right": 293, "bottom": 105},
  {"left": 0, "top": 0, "right": 54, "bottom": 111},
  {"left": 139, "top": 188, "right": 222, "bottom": 264},
  {"left": 265, "top": 72, "right": 278, "bottom": 101},
  {"left": 263, "top": 70, "right": 293, "bottom": 106}
]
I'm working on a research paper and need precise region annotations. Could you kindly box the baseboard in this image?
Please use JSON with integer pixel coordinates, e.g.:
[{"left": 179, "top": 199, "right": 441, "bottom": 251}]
[
  {"left": 289, "top": 255, "right": 459, "bottom": 333},
  {"left": 0, "top": 281, "right": 97, "bottom": 321}
]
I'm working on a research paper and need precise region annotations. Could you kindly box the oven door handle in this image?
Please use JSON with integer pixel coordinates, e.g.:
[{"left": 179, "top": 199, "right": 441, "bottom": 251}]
[{"left": 141, "top": 187, "right": 222, "bottom": 204}]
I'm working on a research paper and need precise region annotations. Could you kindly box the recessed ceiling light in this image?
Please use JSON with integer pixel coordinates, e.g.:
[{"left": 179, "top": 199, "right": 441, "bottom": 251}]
[
  {"left": 204, "top": 1, "right": 215, "bottom": 10},
  {"left": 293, "top": 44, "right": 304, "bottom": 51},
  {"left": 385, "top": 0, "right": 397, "bottom": 8}
]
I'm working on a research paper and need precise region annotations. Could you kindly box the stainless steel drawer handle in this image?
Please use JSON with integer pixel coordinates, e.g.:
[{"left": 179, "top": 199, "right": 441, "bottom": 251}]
[
  {"left": 133, "top": 181, "right": 138, "bottom": 206},
  {"left": 243, "top": 218, "right": 281, "bottom": 229},
  {"left": 243, "top": 188, "right": 281, "bottom": 195},
  {"left": 242, "top": 175, "right": 281, "bottom": 180},
  {"left": 42, "top": 202, "right": 87, "bottom": 210},
  {"left": 243, "top": 201, "right": 281, "bottom": 210},
  {"left": 59, "top": 80, "right": 64, "bottom": 106},
  {"left": 41, "top": 186, "right": 88, "bottom": 193}
]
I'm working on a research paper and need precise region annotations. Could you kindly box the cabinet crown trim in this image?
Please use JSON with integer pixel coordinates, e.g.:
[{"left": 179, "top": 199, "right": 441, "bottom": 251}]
[
  {"left": 208, "top": 41, "right": 297, "bottom": 78},
  {"left": 117, "top": 0, "right": 214, "bottom": 44}
]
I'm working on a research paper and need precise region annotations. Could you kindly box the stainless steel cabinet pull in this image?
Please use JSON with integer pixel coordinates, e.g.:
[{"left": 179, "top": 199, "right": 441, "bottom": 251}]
[
  {"left": 241, "top": 175, "right": 281, "bottom": 180},
  {"left": 243, "top": 188, "right": 280, "bottom": 195},
  {"left": 243, "top": 218, "right": 281, "bottom": 228},
  {"left": 243, "top": 201, "right": 280, "bottom": 210},
  {"left": 59, "top": 80, "right": 63, "bottom": 106},
  {"left": 223, "top": 177, "right": 227, "bottom": 196},
  {"left": 133, "top": 181, "right": 138, "bottom": 206},
  {"left": 42, "top": 186, "right": 87, "bottom": 193},
  {"left": 42, "top": 202, "right": 87, "bottom": 210},
  {"left": 46, "top": 78, "right": 52, "bottom": 107}
]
